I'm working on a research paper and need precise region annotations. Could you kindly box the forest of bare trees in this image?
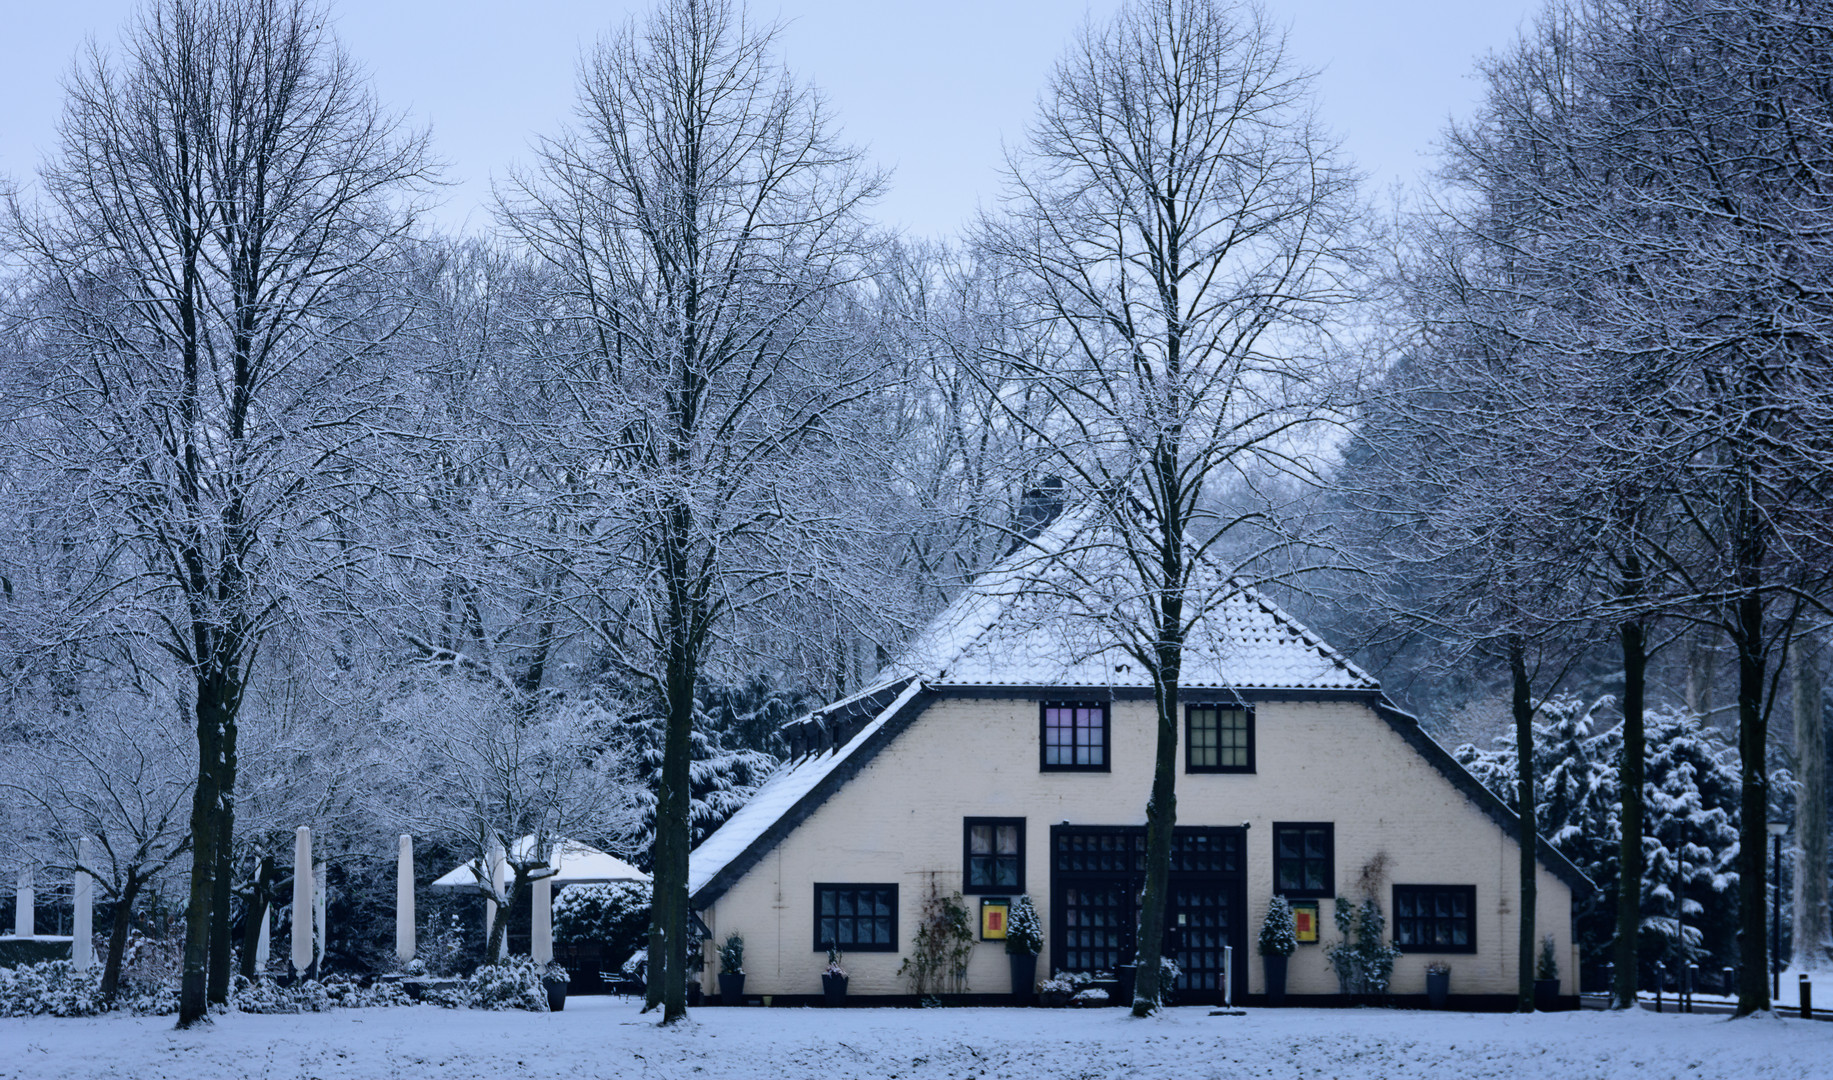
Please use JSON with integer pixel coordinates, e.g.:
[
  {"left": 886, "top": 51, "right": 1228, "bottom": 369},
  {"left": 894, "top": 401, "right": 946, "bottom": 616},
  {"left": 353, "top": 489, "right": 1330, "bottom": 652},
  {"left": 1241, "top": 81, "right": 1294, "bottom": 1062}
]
[{"left": 0, "top": 0, "right": 1829, "bottom": 1030}]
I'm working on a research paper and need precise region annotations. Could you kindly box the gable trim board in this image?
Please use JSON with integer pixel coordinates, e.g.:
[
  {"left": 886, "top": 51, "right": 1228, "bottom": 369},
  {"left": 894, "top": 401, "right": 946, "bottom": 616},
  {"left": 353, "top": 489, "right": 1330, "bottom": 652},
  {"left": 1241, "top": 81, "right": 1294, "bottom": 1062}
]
[
  {"left": 689, "top": 684, "right": 1592, "bottom": 909},
  {"left": 689, "top": 678, "right": 934, "bottom": 905}
]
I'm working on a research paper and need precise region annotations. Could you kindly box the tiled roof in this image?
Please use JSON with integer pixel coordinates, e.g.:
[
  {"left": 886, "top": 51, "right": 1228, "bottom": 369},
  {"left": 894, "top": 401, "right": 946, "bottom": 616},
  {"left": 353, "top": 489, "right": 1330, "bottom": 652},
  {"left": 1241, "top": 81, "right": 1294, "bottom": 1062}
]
[
  {"left": 687, "top": 502, "right": 1383, "bottom": 903},
  {"left": 868, "top": 500, "right": 1377, "bottom": 693}
]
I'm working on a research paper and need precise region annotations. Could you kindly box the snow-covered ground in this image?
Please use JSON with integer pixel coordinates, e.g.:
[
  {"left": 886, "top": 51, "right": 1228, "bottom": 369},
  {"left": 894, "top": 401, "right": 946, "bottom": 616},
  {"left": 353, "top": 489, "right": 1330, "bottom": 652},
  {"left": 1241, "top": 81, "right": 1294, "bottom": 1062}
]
[{"left": 3, "top": 997, "right": 1828, "bottom": 1080}]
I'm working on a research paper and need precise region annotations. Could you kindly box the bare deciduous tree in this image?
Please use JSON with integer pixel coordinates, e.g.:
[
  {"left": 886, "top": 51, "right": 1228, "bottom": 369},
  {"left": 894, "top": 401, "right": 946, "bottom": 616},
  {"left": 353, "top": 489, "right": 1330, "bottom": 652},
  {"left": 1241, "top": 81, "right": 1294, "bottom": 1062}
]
[
  {"left": 4, "top": 0, "right": 432, "bottom": 1026},
  {"left": 498, "top": 0, "right": 887, "bottom": 1023},
  {"left": 980, "top": 0, "right": 1359, "bottom": 1015},
  {"left": 0, "top": 681, "right": 194, "bottom": 1003},
  {"left": 380, "top": 673, "right": 640, "bottom": 963}
]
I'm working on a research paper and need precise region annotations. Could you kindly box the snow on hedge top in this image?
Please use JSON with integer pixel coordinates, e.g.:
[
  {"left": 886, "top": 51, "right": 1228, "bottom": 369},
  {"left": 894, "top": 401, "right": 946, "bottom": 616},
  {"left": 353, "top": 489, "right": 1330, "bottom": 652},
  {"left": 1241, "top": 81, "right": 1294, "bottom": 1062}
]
[{"left": 867, "top": 499, "right": 1376, "bottom": 693}]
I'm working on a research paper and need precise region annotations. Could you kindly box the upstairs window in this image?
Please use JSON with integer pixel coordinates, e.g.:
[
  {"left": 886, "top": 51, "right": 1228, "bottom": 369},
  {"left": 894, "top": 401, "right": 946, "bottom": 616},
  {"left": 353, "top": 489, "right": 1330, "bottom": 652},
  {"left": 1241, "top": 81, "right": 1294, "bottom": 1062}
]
[
  {"left": 1273, "top": 822, "right": 1334, "bottom": 898},
  {"left": 1186, "top": 704, "right": 1254, "bottom": 773},
  {"left": 1040, "top": 702, "right": 1109, "bottom": 771},
  {"left": 963, "top": 817, "right": 1025, "bottom": 893}
]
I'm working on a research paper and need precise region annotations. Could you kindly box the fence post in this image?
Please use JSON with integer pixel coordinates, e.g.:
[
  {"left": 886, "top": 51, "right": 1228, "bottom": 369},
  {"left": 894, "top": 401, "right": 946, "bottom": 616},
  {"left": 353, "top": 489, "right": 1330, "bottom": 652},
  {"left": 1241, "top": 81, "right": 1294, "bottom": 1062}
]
[
  {"left": 1802, "top": 974, "right": 1813, "bottom": 1021},
  {"left": 1654, "top": 963, "right": 1664, "bottom": 1013}
]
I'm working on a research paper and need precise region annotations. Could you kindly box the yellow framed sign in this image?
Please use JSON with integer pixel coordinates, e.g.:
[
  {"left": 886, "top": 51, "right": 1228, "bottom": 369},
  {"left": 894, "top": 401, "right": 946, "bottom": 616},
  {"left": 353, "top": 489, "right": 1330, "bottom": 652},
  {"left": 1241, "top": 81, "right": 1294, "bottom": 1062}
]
[
  {"left": 981, "top": 897, "right": 1010, "bottom": 940},
  {"left": 1291, "top": 900, "right": 1320, "bottom": 944}
]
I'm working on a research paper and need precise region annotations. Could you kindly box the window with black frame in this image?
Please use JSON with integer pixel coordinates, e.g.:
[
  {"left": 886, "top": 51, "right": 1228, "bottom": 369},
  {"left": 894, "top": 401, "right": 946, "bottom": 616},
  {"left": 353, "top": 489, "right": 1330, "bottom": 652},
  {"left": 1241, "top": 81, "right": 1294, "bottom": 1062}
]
[
  {"left": 1272, "top": 822, "right": 1334, "bottom": 898},
  {"left": 1186, "top": 704, "right": 1253, "bottom": 773},
  {"left": 813, "top": 883, "right": 898, "bottom": 952},
  {"left": 1393, "top": 885, "right": 1476, "bottom": 953},
  {"left": 1040, "top": 702, "right": 1109, "bottom": 770},
  {"left": 963, "top": 818, "right": 1024, "bottom": 893}
]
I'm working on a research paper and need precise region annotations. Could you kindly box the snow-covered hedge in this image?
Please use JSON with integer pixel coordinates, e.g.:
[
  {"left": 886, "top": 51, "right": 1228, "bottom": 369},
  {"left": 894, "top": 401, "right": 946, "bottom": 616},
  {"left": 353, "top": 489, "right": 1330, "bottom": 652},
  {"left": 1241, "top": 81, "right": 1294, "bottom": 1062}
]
[
  {"left": 1005, "top": 895, "right": 1044, "bottom": 956},
  {"left": 1259, "top": 895, "right": 1297, "bottom": 957},
  {"left": 231, "top": 975, "right": 414, "bottom": 1014},
  {"left": 0, "top": 961, "right": 106, "bottom": 1018},
  {"left": 552, "top": 882, "right": 650, "bottom": 960},
  {"left": 456, "top": 956, "right": 551, "bottom": 1012}
]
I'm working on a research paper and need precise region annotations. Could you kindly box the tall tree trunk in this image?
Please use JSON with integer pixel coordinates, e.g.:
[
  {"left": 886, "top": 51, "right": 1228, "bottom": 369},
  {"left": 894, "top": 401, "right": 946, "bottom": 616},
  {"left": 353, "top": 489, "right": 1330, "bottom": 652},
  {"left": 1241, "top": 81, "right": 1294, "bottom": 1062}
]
[
  {"left": 1131, "top": 649, "right": 1182, "bottom": 1016},
  {"left": 644, "top": 824, "right": 672, "bottom": 1012},
  {"left": 1686, "top": 628, "right": 1715, "bottom": 725},
  {"left": 1612, "top": 611, "right": 1648, "bottom": 1008},
  {"left": 100, "top": 874, "right": 143, "bottom": 1006},
  {"left": 207, "top": 715, "right": 238, "bottom": 1003},
  {"left": 484, "top": 867, "right": 530, "bottom": 963},
  {"left": 647, "top": 508, "right": 697, "bottom": 1024},
  {"left": 177, "top": 669, "right": 226, "bottom": 1027},
  {"left": 1511, "top": 636, "right": 1538, "bottom": 1012},
  {"left": 239, "top": 856, "right": 273, "bottom": 981},
  {"left": 1131, "top": 446, "right": 1186, "bottom": 1018},
  {"left": 1732, "top": 569, "right": 1772, "bottom": 1016},
  {"left": 657, "top": 652, "right": 694, "bottom": 1023},
  {"left": 1794, "top": 638, "right": 1829, "bottom": 971}
]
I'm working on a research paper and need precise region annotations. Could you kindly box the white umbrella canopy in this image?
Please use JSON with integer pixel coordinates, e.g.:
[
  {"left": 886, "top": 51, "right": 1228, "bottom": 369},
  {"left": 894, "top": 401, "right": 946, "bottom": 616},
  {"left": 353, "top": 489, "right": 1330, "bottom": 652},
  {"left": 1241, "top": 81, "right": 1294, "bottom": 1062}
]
[{"left": 430, "top": 836, "right": 648, "bottom": 894}]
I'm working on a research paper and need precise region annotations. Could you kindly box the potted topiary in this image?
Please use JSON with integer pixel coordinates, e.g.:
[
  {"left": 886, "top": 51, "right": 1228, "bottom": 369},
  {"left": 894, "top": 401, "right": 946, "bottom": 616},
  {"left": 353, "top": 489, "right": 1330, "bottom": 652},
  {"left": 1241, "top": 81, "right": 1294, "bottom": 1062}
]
[
  {"left": 1426, "top": 961, "right": 1450, "bottom": 1009},
  {"left": 1534, "top": 935, "right": 1560, "bottom": 1012},
  {"left": 1005, "top": 895, "right": 1043, "bottom": 1003},
  {"left": 541, "top": 961, "right": 571, "bottom": 1012},
  {"left": 718, "top": 932, "right": 746, "bottom": 1004},
  {"left": 822, "top": 943, "right": 848, "bottom": 1005},
  {"left": 1259, "top": 895, "right": 1297, "bottom": 1006}
]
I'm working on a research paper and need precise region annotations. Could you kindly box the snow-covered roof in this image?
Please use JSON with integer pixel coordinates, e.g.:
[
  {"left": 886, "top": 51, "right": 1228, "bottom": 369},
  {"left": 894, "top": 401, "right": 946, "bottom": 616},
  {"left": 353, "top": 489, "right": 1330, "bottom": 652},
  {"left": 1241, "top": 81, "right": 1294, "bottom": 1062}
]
[
  {"left": 688, "top": 501, "right": 1385, "bottom": 904},
  {"left": 432, "top": 835, "right": 648, "bottom": 893},
  {"left": 686, "top": 678, "right": 926, "bottom": 897},
  {"left": 867, "top": 499, "right": 1377, "bottom": 694}
]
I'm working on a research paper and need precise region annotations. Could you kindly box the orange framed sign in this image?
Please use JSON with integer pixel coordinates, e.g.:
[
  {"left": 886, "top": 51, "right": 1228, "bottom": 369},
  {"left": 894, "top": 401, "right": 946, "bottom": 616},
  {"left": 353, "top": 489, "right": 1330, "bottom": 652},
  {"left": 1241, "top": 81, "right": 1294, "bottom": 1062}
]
[
  {"left": 1291, "top": 900, "right": 1320, "bottom": 944},
  {"left": 981, "top": 897, "right": 1010, "bottom": 940}
]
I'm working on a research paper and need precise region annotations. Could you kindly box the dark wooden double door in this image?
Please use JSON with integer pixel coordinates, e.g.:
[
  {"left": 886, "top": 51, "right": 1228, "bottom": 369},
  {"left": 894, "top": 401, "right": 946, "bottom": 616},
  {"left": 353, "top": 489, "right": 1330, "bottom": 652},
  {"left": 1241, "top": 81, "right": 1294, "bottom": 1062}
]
[{"left": 1049, "top": 824, "right": 1247, "bottom": 1005}]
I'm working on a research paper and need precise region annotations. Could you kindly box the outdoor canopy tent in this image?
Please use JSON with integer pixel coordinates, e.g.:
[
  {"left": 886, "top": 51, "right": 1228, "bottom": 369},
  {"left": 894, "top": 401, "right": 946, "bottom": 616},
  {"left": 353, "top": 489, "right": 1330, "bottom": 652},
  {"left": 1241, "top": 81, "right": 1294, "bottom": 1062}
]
[
  {"left": 429, "top": 836, "right": 649, "bottom": 893},
  {"left": 430, "top": 836, "right": 648, "bottom": 965}
]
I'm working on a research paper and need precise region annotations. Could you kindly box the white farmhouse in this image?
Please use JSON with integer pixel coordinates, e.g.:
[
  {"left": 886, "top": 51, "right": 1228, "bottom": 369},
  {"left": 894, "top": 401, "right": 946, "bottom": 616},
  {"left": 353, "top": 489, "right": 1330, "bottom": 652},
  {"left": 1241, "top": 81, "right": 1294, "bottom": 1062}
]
[{"left": 688, "top": 503, "right": 1587, "bottom": 1007}]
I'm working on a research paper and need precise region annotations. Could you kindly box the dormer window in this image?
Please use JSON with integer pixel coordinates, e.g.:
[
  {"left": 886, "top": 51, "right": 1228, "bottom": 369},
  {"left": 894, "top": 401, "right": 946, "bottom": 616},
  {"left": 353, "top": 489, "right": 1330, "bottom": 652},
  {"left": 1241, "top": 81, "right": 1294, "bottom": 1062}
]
[{"left": 1040, "top": 701, "right": 1109, "bottom": 771}]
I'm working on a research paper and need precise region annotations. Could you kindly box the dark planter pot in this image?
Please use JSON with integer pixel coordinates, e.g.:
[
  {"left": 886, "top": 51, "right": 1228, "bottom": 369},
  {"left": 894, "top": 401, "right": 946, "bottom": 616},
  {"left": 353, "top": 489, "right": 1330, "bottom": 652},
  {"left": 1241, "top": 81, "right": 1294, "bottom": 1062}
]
[
  {"left": 1008, "top": 953, "right": 1039, "bottom": 1002},
  {"left": 1115, "top": 964, "right": 1137, "bottom": 1007},
  {"left": 1534, "top": 978, "right": 1559, "bottom": 1012},
  {"left": 1263, "top": 954, "right": 1289, "bottom": 1006},
  {"left": 542, "top": 975, "right": 568, "bottom": 1012},
  {"left": 822, "top": 972, "right": 848, "bottom": 1006},
  {"left": 718, "top": 972, "right": 746, "bottom": 1004},
  {"left": 1426, "top": 970, "right": 1450, "bottom": 1009}
]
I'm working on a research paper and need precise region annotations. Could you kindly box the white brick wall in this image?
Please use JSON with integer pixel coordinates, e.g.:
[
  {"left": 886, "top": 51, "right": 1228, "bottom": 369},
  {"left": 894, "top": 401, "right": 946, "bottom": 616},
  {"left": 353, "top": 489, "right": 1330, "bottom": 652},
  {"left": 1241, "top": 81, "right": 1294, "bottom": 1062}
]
[{"left": 701, "top": 694, "right": 1577, "bottom": 1000}]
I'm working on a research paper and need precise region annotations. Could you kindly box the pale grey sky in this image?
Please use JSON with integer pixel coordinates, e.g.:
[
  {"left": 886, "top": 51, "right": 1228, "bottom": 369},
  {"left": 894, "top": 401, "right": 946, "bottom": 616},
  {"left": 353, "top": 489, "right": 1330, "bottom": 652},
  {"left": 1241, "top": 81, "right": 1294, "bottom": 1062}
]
[{"left": 1, "top": 1, "right": 1540, "bottom": 240}]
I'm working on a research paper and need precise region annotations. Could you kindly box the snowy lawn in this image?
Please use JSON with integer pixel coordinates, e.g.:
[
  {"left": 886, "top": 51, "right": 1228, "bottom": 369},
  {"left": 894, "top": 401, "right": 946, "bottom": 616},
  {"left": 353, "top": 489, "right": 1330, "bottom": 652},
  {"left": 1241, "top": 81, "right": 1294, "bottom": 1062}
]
[{"left": 2, "top": 996, "right": 1827, "bottom": 1080}]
